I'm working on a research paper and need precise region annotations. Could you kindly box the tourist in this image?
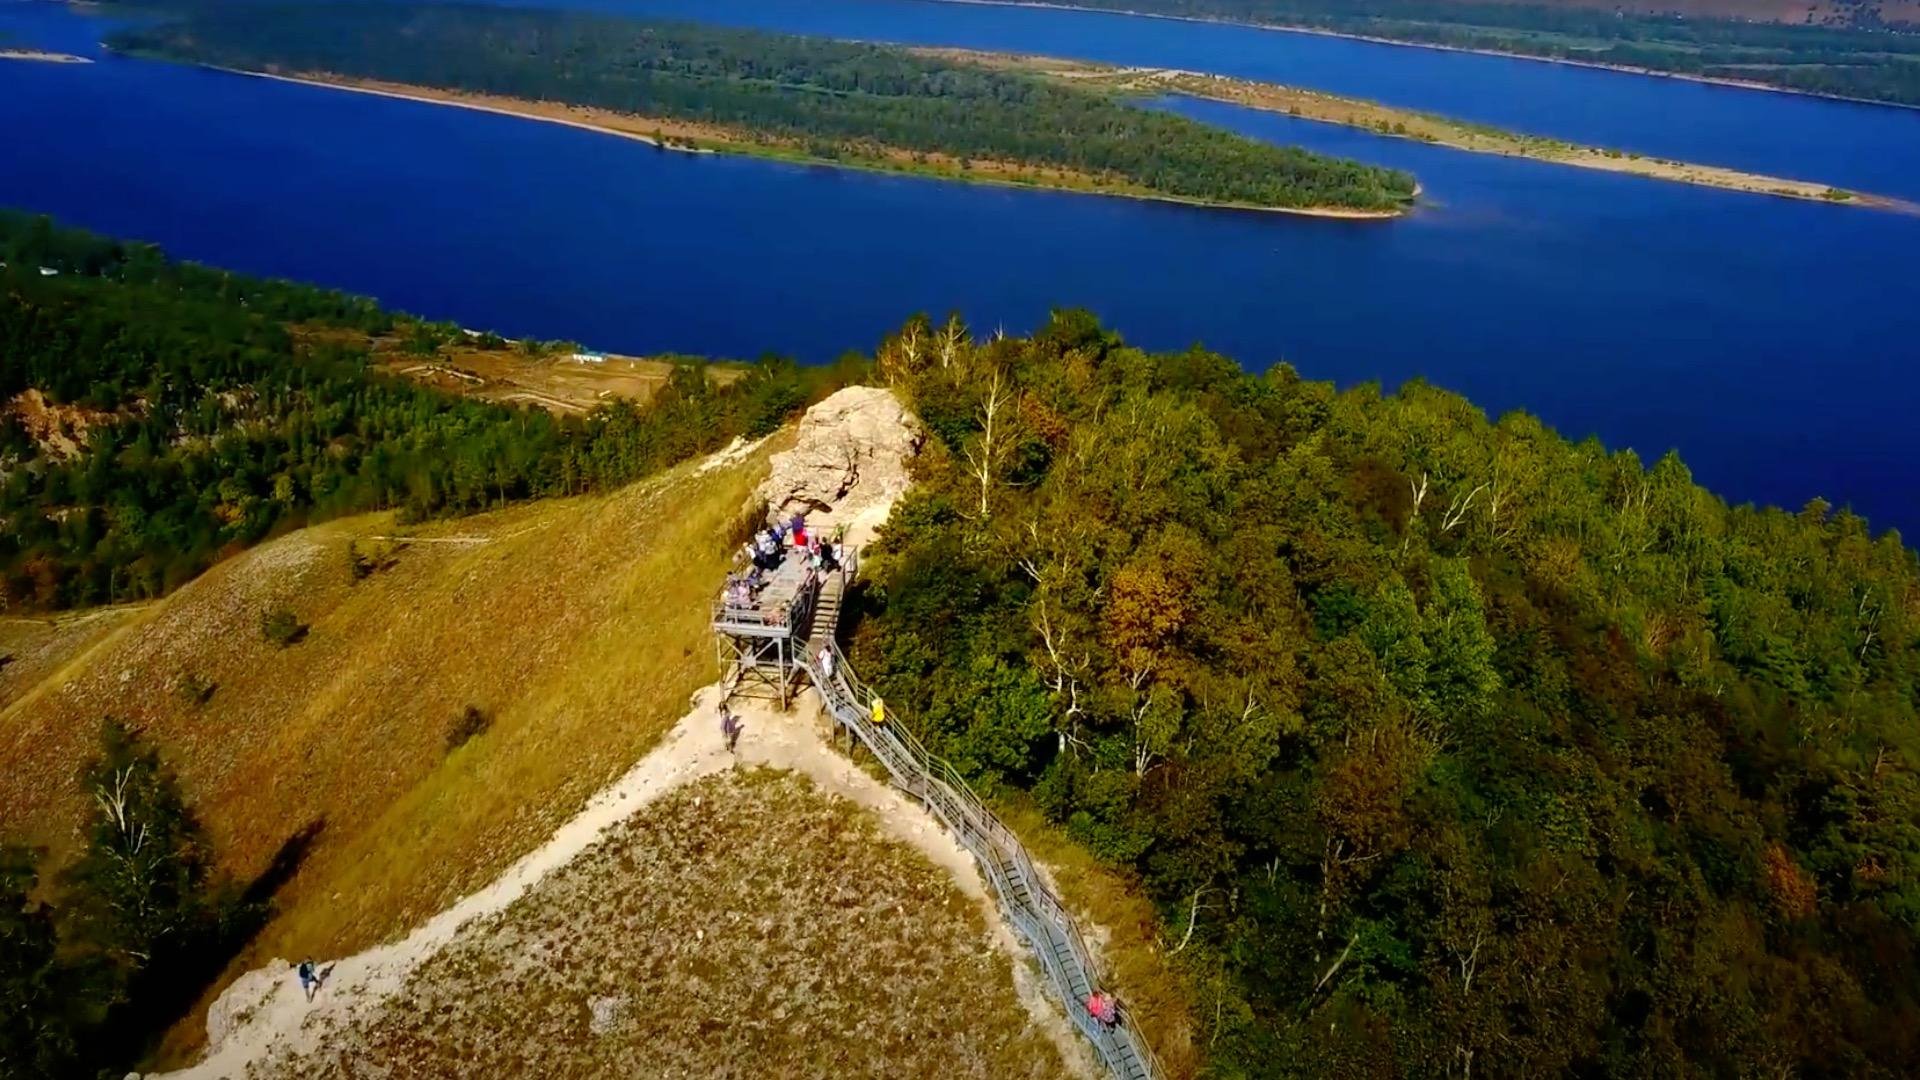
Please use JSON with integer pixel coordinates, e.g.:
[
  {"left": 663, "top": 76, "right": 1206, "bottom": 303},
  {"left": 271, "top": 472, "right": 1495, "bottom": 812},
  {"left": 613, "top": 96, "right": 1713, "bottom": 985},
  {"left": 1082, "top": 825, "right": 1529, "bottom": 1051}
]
[
  {"left": 871, "top": 695, "right": 886, "bottom": 726},
  {"left": 297, "top": 958, "right": 320, "bottom": 1003},
  {"left": 720, "top": 704, "right": 743, "bottom": 753},
  {"left": 1085, "top": 991, "right": 1118, "bottom": 1031},
  {"left": 818, "top": 644, "right": 835, "bottom": 682}
]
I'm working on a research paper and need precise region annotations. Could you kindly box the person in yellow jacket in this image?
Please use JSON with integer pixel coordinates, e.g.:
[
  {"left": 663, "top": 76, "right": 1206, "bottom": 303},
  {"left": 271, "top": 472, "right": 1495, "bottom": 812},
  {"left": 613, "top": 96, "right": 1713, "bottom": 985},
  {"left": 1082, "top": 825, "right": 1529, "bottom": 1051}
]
[{"left": 870, "top": 695, "right": 886, "bottom": 726}]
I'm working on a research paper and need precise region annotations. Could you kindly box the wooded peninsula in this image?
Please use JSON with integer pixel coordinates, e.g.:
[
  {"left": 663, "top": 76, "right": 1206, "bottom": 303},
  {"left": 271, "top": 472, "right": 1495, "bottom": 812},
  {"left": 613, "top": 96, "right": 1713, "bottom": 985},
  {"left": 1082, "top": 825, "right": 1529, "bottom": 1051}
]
[
  {"left": 932, "top": 48, "right": 1911, "bottom": 209},
  {"left": 108, "top": 4, "right": 1418, "bottom": 217},
  {"left": 966, "top": 0, "right": 1920, "bottom": 107}
]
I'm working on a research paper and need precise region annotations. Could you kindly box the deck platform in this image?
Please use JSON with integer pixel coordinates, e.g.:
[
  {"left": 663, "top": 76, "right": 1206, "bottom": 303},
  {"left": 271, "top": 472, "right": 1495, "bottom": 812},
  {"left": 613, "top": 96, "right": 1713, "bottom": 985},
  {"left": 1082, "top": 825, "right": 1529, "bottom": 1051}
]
[{"left": 712, "top": 548, "right": 827, "bottom": 705}]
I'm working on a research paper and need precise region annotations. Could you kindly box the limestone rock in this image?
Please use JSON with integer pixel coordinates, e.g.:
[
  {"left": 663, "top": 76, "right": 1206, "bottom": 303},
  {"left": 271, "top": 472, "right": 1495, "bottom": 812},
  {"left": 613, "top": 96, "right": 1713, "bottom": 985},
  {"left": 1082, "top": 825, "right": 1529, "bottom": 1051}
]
[
  {"left": 756, "top": 386, "right": 921, "bottom": 541},
  {"left": 204, "top": 959, "right": 290, "bottom": 1052},
  {"left": 588, "top": 994, "right": 628, "bottom": 1035}
]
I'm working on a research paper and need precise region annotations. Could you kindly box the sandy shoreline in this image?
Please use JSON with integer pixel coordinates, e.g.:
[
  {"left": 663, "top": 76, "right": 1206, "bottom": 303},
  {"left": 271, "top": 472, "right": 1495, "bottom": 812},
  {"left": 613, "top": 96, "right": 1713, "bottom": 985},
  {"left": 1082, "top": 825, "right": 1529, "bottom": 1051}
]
[
  {"left": 203, "top": 66, "right": 1408, "bottom": 220},
  {"left": 215, "top": 67, "right": 718, "bottom": 156},
  {"left": 0, "top": 48, "right": 92, "bottom": 64},
  {"left": 928, "top": 0, "right": 1920, "bottom": 114}
]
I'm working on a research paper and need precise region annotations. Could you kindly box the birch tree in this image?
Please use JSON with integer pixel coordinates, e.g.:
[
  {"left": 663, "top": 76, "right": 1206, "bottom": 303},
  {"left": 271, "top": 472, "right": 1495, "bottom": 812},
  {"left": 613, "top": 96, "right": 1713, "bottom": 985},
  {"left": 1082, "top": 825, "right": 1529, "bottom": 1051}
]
[{"left": 61, "top": 721, "right": 220, "bottom": 967}]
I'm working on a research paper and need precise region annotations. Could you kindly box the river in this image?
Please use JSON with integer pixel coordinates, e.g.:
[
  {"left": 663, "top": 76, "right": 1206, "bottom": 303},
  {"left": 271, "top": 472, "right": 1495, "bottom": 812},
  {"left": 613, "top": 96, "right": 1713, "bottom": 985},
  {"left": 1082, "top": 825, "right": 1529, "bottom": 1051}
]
[{"left": 2, "top": 0, "right": 1916, "bottom": 536}]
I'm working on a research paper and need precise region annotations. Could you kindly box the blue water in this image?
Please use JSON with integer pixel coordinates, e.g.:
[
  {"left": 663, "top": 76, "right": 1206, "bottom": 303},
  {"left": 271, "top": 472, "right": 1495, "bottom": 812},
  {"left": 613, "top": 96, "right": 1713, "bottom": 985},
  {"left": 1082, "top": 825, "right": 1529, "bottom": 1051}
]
[{"left": 2, "top": 0, "right": 1916, "bottom": 536}]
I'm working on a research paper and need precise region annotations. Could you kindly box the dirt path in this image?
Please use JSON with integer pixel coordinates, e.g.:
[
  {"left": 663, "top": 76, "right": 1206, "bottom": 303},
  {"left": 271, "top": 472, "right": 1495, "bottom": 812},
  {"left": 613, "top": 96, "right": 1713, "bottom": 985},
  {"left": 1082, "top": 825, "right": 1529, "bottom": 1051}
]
[{"left": 160, "top": 683, "right": 1093, "bottom": 1078}]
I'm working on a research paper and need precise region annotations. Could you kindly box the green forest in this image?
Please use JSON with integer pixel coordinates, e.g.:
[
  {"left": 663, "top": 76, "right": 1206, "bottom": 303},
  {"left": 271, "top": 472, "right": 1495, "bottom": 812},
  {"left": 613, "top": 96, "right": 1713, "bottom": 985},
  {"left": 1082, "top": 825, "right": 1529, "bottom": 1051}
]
[
  {"left": 1003, "top": 0, "right": 1920, "bottom": 105},
  {"left": 108, "top": 4, "right": 1417, "bottom": 213},
  {"left": 852, "top": 311, "right": 1920, "bottom": 1075},
  {"left": 8, "top": 214, "right": 1920, "bottom": 1076},
  {"left": 0, "top": 211, "right": 831, "bottom": 610}
]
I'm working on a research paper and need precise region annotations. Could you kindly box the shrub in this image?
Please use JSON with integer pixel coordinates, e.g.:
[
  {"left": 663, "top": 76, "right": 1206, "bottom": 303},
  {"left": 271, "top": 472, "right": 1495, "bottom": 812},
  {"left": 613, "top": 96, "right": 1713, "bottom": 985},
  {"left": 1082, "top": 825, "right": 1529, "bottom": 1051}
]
[
  {"left": 259, "top": 608, "right": 306, "bottom": 647},
  {"left": 174, "top": 671, "right": 215, "bottom": 707},
  {"left": 346, "top": 539, "right": 397, "bottom": 582},
  {"left": 447, "top": 705, "right": 490, "bottom": 752}
]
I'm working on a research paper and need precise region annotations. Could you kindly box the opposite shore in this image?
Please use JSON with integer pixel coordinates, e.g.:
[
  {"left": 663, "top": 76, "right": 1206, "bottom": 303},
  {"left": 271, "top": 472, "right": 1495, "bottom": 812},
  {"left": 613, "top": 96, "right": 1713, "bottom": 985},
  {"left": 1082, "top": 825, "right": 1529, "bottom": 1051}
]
[
  {"left": 930, "top": 49, "right": 1916, "bottom": 212},
  {"left": 198, "top": 66, "right": 1409, "bottom": 220},
  {"left": 928, "top": 0, "right": 1920, "bottom": 114}
]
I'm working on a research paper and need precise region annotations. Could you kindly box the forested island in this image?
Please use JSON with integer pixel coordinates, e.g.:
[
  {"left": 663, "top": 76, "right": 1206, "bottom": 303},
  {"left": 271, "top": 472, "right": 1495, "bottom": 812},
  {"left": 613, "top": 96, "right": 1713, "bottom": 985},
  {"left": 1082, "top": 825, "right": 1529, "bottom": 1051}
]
[
  {"left": 107, "top": 4, "right": 1417, "bottom": 216},
  {"left": 5, "top": 211, "right": 1919, "bottom": 1075},
  {"left": 970, "top": 0, "right": 1920, "bottom": 106},
  {"left": 934, "top": 49, "right": 1908, "bottom": 209}
]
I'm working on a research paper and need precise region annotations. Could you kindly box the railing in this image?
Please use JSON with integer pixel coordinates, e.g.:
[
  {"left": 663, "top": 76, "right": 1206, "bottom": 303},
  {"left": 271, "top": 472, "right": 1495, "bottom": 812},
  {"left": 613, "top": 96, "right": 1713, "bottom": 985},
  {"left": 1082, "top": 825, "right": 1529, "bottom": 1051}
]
[
  {"left": 711, "top": 564, "right": 822, "bottom": 636},
  {"left": 797, "top": 628, "right": 1163, "bottom": 1080}
]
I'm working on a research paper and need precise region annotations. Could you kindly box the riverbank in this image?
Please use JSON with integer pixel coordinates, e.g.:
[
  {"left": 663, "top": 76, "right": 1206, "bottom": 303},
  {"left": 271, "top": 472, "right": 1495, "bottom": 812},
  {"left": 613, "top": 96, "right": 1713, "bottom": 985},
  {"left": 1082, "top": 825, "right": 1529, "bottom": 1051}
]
[
  {"left": 929, "top": 48, "right": 1914, "bottom": 211},
  {"left": 0, "top": 48, "right": 90, "bottom": 64},
  {"left": 928, "top": 0, "right": 1920, "bottom": 113},
  {"left": 209, "top": 68, "right": 1408, "bottom": 220}
]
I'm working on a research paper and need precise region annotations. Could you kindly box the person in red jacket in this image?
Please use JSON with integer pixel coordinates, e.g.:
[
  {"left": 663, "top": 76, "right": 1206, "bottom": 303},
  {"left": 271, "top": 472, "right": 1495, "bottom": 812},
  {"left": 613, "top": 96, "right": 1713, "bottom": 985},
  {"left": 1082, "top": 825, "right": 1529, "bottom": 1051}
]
[{"left": 1086, "top": 990, "right": 1119, "bottom": 1030}]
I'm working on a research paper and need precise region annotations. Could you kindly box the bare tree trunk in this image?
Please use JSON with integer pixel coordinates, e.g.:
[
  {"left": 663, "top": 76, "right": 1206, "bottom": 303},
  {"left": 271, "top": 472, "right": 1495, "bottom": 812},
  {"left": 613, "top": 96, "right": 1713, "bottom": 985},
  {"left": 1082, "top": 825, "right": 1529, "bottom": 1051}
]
[
  {"left": 1313, "top": 931, "right": 1360, "bottom": 994},
  {"left": 962, "top": 365, "right": 1010, "bottom": 519}
]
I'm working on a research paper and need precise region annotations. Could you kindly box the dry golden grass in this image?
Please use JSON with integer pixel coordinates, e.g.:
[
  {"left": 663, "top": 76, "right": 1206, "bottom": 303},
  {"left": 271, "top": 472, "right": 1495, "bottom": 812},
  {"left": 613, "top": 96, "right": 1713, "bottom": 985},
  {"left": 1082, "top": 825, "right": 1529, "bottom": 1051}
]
[
  {"left": 281, "top": 769, "right": 1065, "bottom": 1079},
  {"left": 0, "top": 438, "right": 784, "bottom": 1064},
  {"left": 375, "top": 349, "right": 681, "bottom": 414},
  {"left": 0, "top": 604, "right": 145, "bottom": 711},
  {"left": 289, "top": 326, "right": 743, "bottom": 416}
]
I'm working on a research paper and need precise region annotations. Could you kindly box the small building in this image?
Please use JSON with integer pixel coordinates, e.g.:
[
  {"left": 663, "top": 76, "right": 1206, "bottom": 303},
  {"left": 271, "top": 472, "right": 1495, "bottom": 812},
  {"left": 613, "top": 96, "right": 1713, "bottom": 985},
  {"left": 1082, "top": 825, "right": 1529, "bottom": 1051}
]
[{"left": 569, "top": 350, "right": 608, "bottom": 364}]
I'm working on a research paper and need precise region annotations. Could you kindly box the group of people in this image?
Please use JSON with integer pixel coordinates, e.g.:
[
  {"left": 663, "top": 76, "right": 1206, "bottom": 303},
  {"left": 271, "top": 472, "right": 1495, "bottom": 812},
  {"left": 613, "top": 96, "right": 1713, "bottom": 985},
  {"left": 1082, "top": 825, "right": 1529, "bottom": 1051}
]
[
  {"left": 722, "top": 570, "right": 765, "bottom": 610},
  {"left": 724, "top": 514, "right": 850, "bottom": 618},
  {"left": 741, "top": 515, "right": 847, "bottom": 574}
]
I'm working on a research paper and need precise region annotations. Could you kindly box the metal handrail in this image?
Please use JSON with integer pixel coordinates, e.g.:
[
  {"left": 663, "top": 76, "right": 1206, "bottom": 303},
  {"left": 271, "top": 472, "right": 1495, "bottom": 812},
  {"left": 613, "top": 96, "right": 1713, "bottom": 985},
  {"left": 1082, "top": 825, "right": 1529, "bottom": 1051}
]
[
  {"left": 713, "top": 559, "right": 825, "bottom": 633},
  {"left": 799, "top": 628, "right": 1161, "bottom": 1080}
]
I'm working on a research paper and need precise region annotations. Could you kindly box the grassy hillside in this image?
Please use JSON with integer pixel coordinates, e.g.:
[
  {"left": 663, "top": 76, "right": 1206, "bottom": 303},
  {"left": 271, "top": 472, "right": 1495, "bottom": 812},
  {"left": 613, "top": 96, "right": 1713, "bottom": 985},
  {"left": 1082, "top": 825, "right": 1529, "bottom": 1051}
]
[
  {"left": 0, "top": 443, "right": 773, "bottom": 1063},
  {"left": 272, "top": 769, "right": 1069, "bottom": 1077}
]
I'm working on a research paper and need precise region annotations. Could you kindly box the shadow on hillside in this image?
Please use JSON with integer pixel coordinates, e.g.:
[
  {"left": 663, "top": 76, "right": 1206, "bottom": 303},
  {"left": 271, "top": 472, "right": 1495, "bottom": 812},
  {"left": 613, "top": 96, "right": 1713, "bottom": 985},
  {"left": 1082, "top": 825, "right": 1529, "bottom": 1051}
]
[
  {"left": 111, "top": 818, "right": 329, "bottom": 1071},
  {"left": 242, "top": 817, "right": 327, "bottom": 909}
]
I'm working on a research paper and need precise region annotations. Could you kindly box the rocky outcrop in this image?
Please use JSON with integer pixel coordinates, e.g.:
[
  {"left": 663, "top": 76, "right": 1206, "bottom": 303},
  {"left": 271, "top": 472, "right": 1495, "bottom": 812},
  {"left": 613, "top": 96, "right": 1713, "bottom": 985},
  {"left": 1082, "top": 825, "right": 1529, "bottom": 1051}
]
[{"left": 756, "top": 387, "right": 921, "bottom": 542}]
